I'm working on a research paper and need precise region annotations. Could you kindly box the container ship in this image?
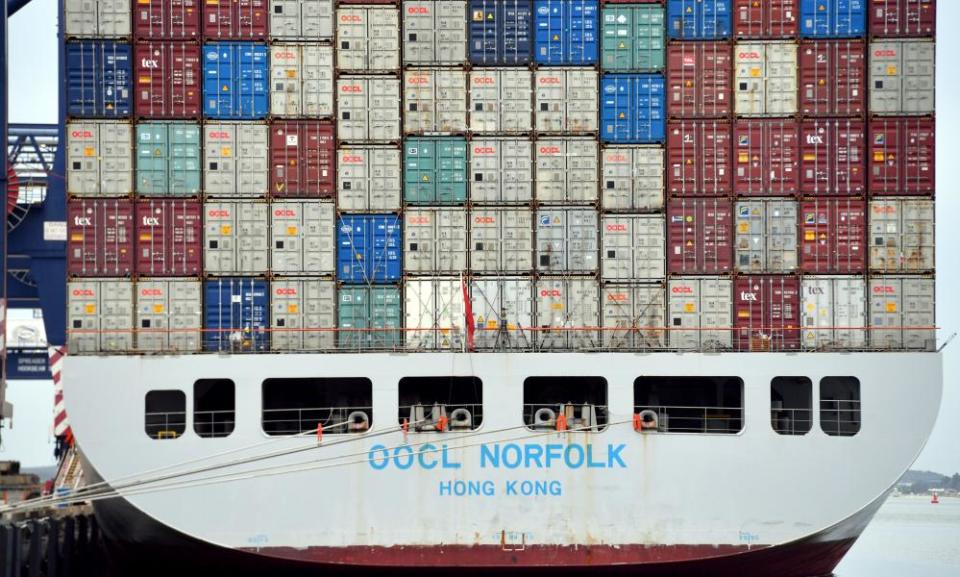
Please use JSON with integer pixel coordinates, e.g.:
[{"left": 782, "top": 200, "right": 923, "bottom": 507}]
[{"left": 52, "top": 0, "right": 941, "bottom": 576}]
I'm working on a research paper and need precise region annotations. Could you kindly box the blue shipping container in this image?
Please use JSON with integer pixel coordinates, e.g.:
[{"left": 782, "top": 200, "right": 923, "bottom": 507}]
[
  {"left": 337, "top": 215, "right": 402, "bottom": 284},
  {"left": 469, "top": 0, "right": 533, "bottom": 65},
  {"left": 203, "top": 278, "right": 269, "bottom": 352},
  {"left": 601, "top": 74, "right": 666, "bottom": 144},
  {"left": 66, "top": 42, "right": 132, "bottom": 118},
  {"left": 666, "top": 0, "right": 732, "bottom": 40},
  {"left": 799, "top": 0, "right": 866, "bottom": 38},
  {"left": 203, "top": 42, "right": 269, "bottom": 120},
  {"left": 534, "top": 0, "right": 599, "bottom": 65}
]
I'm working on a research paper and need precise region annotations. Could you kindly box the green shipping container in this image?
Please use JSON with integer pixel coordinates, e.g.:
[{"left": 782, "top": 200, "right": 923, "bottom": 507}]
[
  {"left": 136, "top": 122, "right": 202, "bottom": 196},
  {"left": 338, "top": 286, "right": 402, "bottom": 350},
  {"left": 404, "top": 137, "right": 468, "bottom": 204},
  {"left": 601, "top": 5, "right": 666, "bottom": 72}
]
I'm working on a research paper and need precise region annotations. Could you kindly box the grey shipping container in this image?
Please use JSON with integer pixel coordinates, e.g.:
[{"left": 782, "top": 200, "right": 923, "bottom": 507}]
[
  {"left": 469, "top": 69, "right": 533, "bottom": 133},
  {"left": 271, "top": 201, "right": 336, "bottom": 275},
  {"left": 136, "top": 279, "right": 202, "bottom": 353},
  {"left": 338, "top": 286, "right": 402, "bottom": 350},
  {"left": 536, "top": 209, "right": 599, "bottom": 273},
  {"left": 337, "top": 77, "right": 402, "bottom": 142},
  {"left": 602, "top": 284, "right": 666, "bottom": 350},
  {"left": 535, "top": 278, "right": 601, "bottom": 351},
  {"left": 734, "top": 199, "right": 798, "bottom": 273},
  {"left": 470, "top": 208, "right": 533, "bottom": 274},
  {"left": 601, "top": 146, "right": 664, "bottom": 213},
  {"left": 470, "top": 277, "right": 534, "bottom": 350},
  {"left": 65, "top": 0, "right": 131, "bottom": 37},
  {"left": 67, "top": 121, "right": 133, "bottom": 197},
  {"left": 469, "top": 138, "right": 533, "bottom": 204},
  {"left": 405, "top": 277, "right": 467, "bottom": 350},
  {"left": 534, "top": 69, "right": 599, "bottom": 134},
  {"left": 404, "top": 70, "right": 468, "bottom": 134},
  {"left": 337, "top": 146, "right": 402, "bottom": 211},
  {"left": 270, "top": 44, "right": 335, "bottom": 118},
  {"left": 801, "top": 276, "right": 866, "bottom": 351},
  {"left": 869, "top": 199, "right": 935, "bottom": 273},
  {"left": 403, "top": 209, "right": 468, "bottom": 274},
  {"left": 601, "top": 215, "right": 666, "bottom": 281},
  {"left": 271, "top": 278, "right": 336, "bottom": 351},
  {"left": 667, "top": 277, "right": 733, "bottom": 351},
  {"left": 402, "top": 1, "right": 468, "bottom": 65},
  {"left": 734, "top": 42, "right": 798, "bottom": 116},
  {"left": 869, "top": 276, "right": 935, "bottom": 351},
  {"left": 270, "top": 0, "right": 335, "bottom": 40},
  {"left": 870, "top": 40, "right": 935, "bottom": 115},
  {"left": 204, "top": 123, "right": 269, "bottom": 197},
  {"left": 336, "top": 6, "right": 401, "bottom": 71},
  {"left": 204, "top": 202, "right": 270, "bottom": 274},
  {"left": 536, "top": 139, "right": 599, "bottom": 204},
  {"left": 68, "top": 279, "right": 134, "bottom": 353}
]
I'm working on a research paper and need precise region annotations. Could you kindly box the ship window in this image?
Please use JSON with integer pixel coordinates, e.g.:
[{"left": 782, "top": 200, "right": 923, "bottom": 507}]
[
  {"left": 145, "top": 390, "right": 186, "bottom": 440},
  {"left": 398, "top": 377, "right": 483, "bottom": 431},
  {"left": 633, "top": 377, "right": 743, "bottom": 434},
  {"left": 194, "top": 379, "right": 235, "bottom": 439},
  {"left": 262, "top": 378, "right": 373, "bottom": 436},
  {"left": 771, "top": 377, "right": 812, "bottom": 436},
  {"left": 523, "top": 377, "right": 608, "bottom": 432},
  {"left": 820, "top": 377, "right": 861, "bottom": 437}
]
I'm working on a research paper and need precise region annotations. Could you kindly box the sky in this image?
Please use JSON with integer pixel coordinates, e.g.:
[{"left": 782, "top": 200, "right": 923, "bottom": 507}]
[{"left": 0, "top": 1, "right": 957, "bottom": 474}]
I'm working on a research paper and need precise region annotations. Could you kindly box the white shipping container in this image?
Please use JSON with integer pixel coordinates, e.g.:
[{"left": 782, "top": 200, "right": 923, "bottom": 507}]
[
  {"left": 65, "top": 0, "right": 130, "bottom": 37},
  {"left": 203, "top": 123, "right": 269, "bottom": 197},
  {"left": 869, "top": 276, "right": 935, "bottom": 350},
  {"left": 404, "top": 70, "right": 468, "bottom": 134},
  {"left": 536, "top": 139, "right": 599, "bottom": 204},
  {"left": 204, "top": 202, "right": 269, "bottom": 274},
  {"left": 801, "top": 276, "right": 867, "bottom": 351},
  {"left": 537, "top": 209, "right": 599, "bottom": 273},
  {"left": 271, "top": 201, "right": 335, "bottom": 275},
  {"left": 403, "top": 209, "right": 468, "bottom": 274},
  {"left": 869, "top": 199, "right": 935, "bottom": 273},
  {"left": 405, "top": 277, "right": 467, "bottom": 350},
  {"left": 270, "top": 0, "right": 335, "bottom": 40},
  {"left": 469, "top": 138, "right": 533, "bottom": 204},
  {"left": 535, "top": 69, "right": 599, "bottom": 133},
  {"left": 402, "top": 1, "right": 468, "bottom": 65},
  {"left": 67, "top": 121, "right": 133, "bottom": 197},
  {"left": 469, "top": 69, "right": 533, "bottom": 133},
  {"left": 470, "top": 209, "right": 533, "bottom": 273},
  {"left": 735, "top": 199, "right": 798, "bottom": 273},
  {"left": 601, "top": 146, "right": 664, "bottom": 212},
  {"left": 602, "top": 284, "right": 666, "bottom": 350},
  {"left": 470, "top": 277, "right": 534, "bottom": 350},
  {"left": 337, "top": 146, "right": 402, "bottom": 211},
  {"left": 667, "top": 277, "right": 733, "bottom": 351},
  {"left": 870, "top": 40, "right": 935, "bottom": 115},
  {"left": 271, "top": 278, "right": 336, "bottom": 351},
  {"left": 601, "top": 215, "right": 666, "bottom": 281},
  {"left": 535, "top": 278, "right": 600, "bottom": 350},
  {"left": 136, "top": 279, "right": 202, "bottom": 353},
  {"left": 270, "top": 44, "right": 335, "bottom": 118},
  {"left": 68, "top": 280, "right": 133, "bottom": 354},
  {"left": 337, "top": 77, "right": 401, "bottom": 142},
  {"left": 336, "top": 6, "right": 400, "bottom": 71},
  {"left": 735, "top": 42, "right": 798, "bottom": 116}
]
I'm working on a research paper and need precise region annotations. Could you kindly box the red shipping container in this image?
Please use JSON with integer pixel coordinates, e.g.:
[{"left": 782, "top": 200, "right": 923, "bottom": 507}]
[
  {"left": 134, "top": 42, "right": 202, "bottom": 119},
  {"left": 800, "top": 198, "right": 867, "bottom": 273},
  {"left": 734, "top": 119, "right": 800, "bottom": 196},
  {"left": 668, "top": 120, "right": 733, "bottom": 196},
  {"left": 870, "top": 0, "right": 936, "bottom": 38},
  {"left": 667, "top": 42, "right": 733, "bottom": 118},
  {"left": 798, "top": 41, "right": 866, "bottom": 117},
  {"left": 133, "top": 0, "right": 201, "bottom": 40},
  {"left": 69, "top": 199, "right": 135, "bottom": 277},
  {"left": 734, "top": 275, "right": 801, "bottom": 351},
  {"left": 733, "top": 0, "right": 798, "bottom": 38},
  {"left": 667, "top": 198, "right": 733, "bottom": 274},
  {"left": 135, "top": 199, "right": 203, "bottom": 276},
  {"left": 799, "top": 119, "right": 866, "bottom": 195},
  {"left": 270, "top": 121, "right": 336, "bottom": 198},
  {"left": 203, "top": 0, "right": 268, "bottom": 40},
  {"left": 869, "top": 117, "right": 934, "bottom": 196}
]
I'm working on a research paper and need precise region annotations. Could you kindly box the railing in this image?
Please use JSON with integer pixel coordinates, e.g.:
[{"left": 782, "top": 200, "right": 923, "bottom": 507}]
[
  {"left": 634, "top": 405, "right": 743, "bottom": 434},
  {"left": 144, "top": 411, "right": 187, "bottom": 440},
  {"left": 770, "top": 408, "right": 813, "bottom": 436},
  {"left": 522, "top": 403, "right": 609, "bottom": 432},
  {"left": 398, "top": 403, "right": 484, "bottom": 431},
  {"left": 194, "top": 410, "right": 236, "bottom": 439},
  {"left": 820, "top": 400, "right": 862, "bottom": 437},
  {"left": 262, "top": 406, "right": 372, "bottom": 436}
]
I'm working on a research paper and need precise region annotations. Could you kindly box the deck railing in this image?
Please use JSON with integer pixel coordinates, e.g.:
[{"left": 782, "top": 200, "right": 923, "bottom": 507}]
[
  {"left": 262, "top": 406, "right": 373, "bottom": 436},
  {"left": 633, "top": 405, "right": 744, "bottom": 434}
]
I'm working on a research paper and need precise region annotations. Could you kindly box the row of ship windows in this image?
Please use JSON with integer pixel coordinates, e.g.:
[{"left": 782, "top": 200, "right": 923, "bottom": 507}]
[{"left": 144, "top": 376, "right": 861, "bottom": 440}]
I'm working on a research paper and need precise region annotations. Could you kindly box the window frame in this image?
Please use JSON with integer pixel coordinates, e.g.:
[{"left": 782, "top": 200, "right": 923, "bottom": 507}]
[
  {"left": 819, "top": 376, "right": 862, "bottom": 437},
  {"left": 397, "top": 376, "right": 485, "bottom": 432},
  {"left": 770, "top": 377, "right": 813, "bottom": 436},
  {"left": 261, "top": 377, "right": 374, "bottom": 437},
  {"left": 522, "top": 376, "right": 610, "bottom": 432},
  {"left": 633, "top": 376, "right": 745, "bottom": 436},
  {"left": 145, "top": 390, "right": 187, "bottom": 441},
  {"left": 193, "top": 379, "right": 237, "bottom": 439}
]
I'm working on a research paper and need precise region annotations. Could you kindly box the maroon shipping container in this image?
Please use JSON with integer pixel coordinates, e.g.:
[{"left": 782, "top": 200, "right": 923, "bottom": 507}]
[
  {"left": 667, "top": 198, "right": 733, "bottom": 274},
  {"left": 734, "top": 275, "right": 801, "bottom": 351},
  {"left": 667, "top": 42, "right": 732, "bottom": 118},
  {"left": 135, "top": 199, "right": 203, "bottom": 276},
  {"left": 870, "top": 0, "right": 936, "bottom": 38},
  {"left": 134, "top": 42, "right": 202, "bottom": 119},
  {"left": 68, "top": 199, "right": 135, "bottom": 277},
  {"left": 203, "top": 0, "right": 268, "bottom": 40},
  {"left": 733, "top": 0, "right": 798, "bottom": 38},
  {"left": 799, "top": 119, "right": 866, "bottom": 195},
  {"left": 133, "top": 0, "right": 201, "bottom": 40},
  {"left": 869, "top": 117, "right": 935, "bottom": 196},
  {"left": 800, "top": 198, "right": 867, "bottom": 273},
  {"left": 734, "top": 119, "right": 800, "bottom": 196},
  {"left": 668, "top": 120, "right": 733, "bottom": 196},
  {"left": 270, "top": 121, "right": 336, "bottom": 198},
  {"left": 798, "top": 41, "right": 866, "bottom": 117}
]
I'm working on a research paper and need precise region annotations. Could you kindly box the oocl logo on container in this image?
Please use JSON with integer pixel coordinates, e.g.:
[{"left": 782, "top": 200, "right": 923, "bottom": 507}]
[
  {"left": 873, "top": 285, "right": 896, "bottom": 294},
  {"left": 671, "top": 285, "right": 693, "bottom": 294},
  {"left": 539, "top": 146, "right": 561, "bottom": 155},
  {"left": 72, "top": 288, "right": 95, "bottom": 297},
  {"left": 274, "top": 209, "right": 297, "bottom": 217},
  {"left": 540, "top": 289, "right": 562, "bottom": 298},
  {"left": 606, "top": 293, "right": 627, "bottom": 302},
  {"left": 208, "top": 209, "right": 230, "bottom": 218},
  {"left": 342, "top": 155, "right": 364, "bottom": 164},
  {"left": 274, "top": 51, "right": 296, "bottom": 61},
  {"left": 407, "top": 215, "right": 430, "bottom": 225},
  {"left": 208, "top": 131, "right": 229, "bottom": 140},
  {"left": 606, "top": 224, "right": 627, "bottom": 232},
  {"left": 539, "top": 76, "right": 561, "bottom": 85},
  {"left": 473, "top": 146, "right": 495, "bottom": 155},
  {"left": 874, "top": 49, "right": 897, "bottom": 58},
  {"left": 341, "top": 84, "right": 362, "bottom": 93},
  {"left": 140, "top": 288, "right": 162, "bottom": 296},
  {"left": 71, "top": 130, "right": 93, "bottom": 138},
  {"left": 606, "top": 154, "right": 626, "bottom": 163},
  {"left": 738, "top": 52, "right": 761, "bottom": 60},
  {"left": 407, "top": 5, "right": 428, "bottom": 14},
  {"left": 474, "top": 216, "right": 495, "bottom": 224},
  {"left": 340, "top": 14, "right": 362, "bottom": 22},
  {"left": 408, "top": 75, "right": 430, "bottom": 85},
  {"left": 473, "top": 76, "right": 495, "bottom": 85},
  {"left": 275, "top": 288, "right": 298, "bottom": 296}
]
